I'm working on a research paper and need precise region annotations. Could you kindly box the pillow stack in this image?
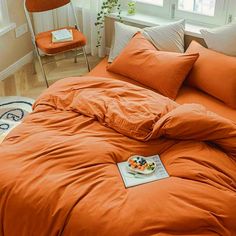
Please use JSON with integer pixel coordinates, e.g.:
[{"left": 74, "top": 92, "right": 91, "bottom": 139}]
[
  {"left": 108, "top": 20, "right": 198, "bottom": 99},
  {"left": 108, "top": 20, "right": 185, "bottom": 63},
  {"left": 108, "top": 32, "right": 199, "bottom": 99},
  {"left": 186, "top": 41, "right": 236, "bottom": 108},
  {"left": 108, "top": 21, "right": 236, "bottom": 108},
  {"left": 200, "top": 22, "right": 236, "bottom": 57},
  {"left": 108, "top": 23, "right": 141, "bottom": 63}
]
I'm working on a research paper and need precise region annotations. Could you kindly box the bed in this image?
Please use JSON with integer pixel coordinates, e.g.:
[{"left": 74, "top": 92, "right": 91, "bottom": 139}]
[
  {"left": 89, "top": 58, "right": 236, "bottom": 123},
  {"left": 0, "top": 58, "right": 236, "bottom": 236}
]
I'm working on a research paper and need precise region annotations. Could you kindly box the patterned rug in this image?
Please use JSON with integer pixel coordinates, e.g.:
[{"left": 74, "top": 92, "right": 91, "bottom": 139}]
[{"left": 0, "top": 96, "right": 35, "bottom": 143}]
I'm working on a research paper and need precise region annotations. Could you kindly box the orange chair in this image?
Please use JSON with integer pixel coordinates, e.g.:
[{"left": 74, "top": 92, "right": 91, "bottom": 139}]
[{"left": 24, "top": 0, "right": 90, "bottom": 88}]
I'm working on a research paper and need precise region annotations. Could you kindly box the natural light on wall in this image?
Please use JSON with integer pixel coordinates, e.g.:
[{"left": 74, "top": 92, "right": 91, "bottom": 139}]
[
  {"left": 0, "top": 0, "right": 9, "bottom": 27},
  {"left": 0, "top": 12, "right": 2, "bottom": 26},
  {"left": 0, "top": 3, "right": 3, "bottom": 27},
  {"left": 178, "top": 0, "right": 216, "bottom": 16}
]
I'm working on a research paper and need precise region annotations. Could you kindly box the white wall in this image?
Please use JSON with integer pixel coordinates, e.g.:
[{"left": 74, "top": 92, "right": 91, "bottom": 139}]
[{"left": 0, "top": 0, "right": 32, "bottom": 73}]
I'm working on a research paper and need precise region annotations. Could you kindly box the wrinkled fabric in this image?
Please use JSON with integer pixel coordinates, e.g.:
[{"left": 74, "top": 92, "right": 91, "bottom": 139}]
[{"left": 0, "top": 76, "right": 236, "bottom": 236}]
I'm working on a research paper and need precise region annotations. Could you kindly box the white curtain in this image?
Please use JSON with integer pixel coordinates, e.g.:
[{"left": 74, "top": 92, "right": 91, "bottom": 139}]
[
  {"left": 33, "top": 6, "right": 75, "bottom": 34},
  {"left": 33, "top": 0, "right": 106, "bottom": 57},
  {"left": 78, "top": 0, "right": 106, "bottom": 57}
]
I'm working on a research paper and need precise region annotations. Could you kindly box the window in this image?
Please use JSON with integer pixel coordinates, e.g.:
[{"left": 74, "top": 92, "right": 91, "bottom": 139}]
[
  {"left": 178, "top": 0, "right": 216, "bottom": 16},
  {"left": 123, "top": 0, "right": 230, "bottom": 26},
  {"left": 131, "top": 0, "right": 169, "bottom": 18},
  {"left": 136, "top": 0, "right": 164, "bottom": 6},
  {"left": 174, "top": 0, "right": 228, "bottom": 25},
  {"left": 0, "top": 0, "right": 15, "bottom": 36}
]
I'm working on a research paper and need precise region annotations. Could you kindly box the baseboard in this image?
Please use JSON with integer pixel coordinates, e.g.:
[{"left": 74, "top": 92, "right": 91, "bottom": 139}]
[{"left": 0, "top": 51, "right": 34, "bottom": 81}]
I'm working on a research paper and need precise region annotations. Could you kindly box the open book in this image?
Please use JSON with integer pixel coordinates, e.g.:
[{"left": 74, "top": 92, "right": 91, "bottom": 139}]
[{"left": 117, "top": 155, "right": 169, "bottom": 188}]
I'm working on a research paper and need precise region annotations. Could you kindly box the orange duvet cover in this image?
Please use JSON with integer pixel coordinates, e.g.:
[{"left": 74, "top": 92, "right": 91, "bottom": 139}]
[
  {"left": 0, "top": 76, "right": 236, "bottom": 236},
  {"left": 89, "top": 58, "right": 236, "bottom": 123}
]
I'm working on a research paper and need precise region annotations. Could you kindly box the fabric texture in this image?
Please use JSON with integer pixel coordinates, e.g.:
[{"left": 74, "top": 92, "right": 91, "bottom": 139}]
[
  {"left": 108, "top": 20, "right": 185, "bottom": 63},
  {"left": 200, "top": 22, "right": 236, "bottom": 56},
  {"left": 143, "top": 19, "right": 185, "bottom": 53},
  {"left": 35, "top": 27, "right": 86, "bottom": 54},
  {"left": 108, "top": 22, "right": 141, "bottom": 62},
  {"left": 0, "top": 76, "right": 236, "bottom": 235},
  {"left": 108, "top": 33, "right": 199, "bottom": 99},
  {"left": 89, "top": 57, "right": 236, "bottom": 122},
  {"left": 25, "top": 0, "right": 70, "bottom": 12},
  {"left": 186, "top": 41, "right": 236, "bottom": 108}
]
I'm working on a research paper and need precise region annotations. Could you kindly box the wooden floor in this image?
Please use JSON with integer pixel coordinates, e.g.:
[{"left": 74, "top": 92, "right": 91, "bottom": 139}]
[{"left": 0, "top": 53, "right": 102, "bottom": 99}]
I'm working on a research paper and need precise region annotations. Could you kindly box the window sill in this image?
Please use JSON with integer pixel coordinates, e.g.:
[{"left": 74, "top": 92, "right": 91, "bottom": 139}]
[
  {"left": 0, "top": 23, "right": 16, "bottom": 37},
  {"left": 135, "top": 0, "right": 163, "bottom": 7},
  {"left": 108, "top": 12, "right": 217, "bottom": 38}
]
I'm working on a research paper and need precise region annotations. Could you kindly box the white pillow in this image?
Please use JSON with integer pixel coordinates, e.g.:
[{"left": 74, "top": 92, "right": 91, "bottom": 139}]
[
  {"left": 143, "top": 19, "right": 185, "bottom": 53},
  {"left": 108, "top": 20, "right": 185, "bottom": 63},
  {"left": 108, "top": 22, "right": 141, "bottom": 63},
  {"left": 200, "top": 22, "right": 236, "bottom": 57}
]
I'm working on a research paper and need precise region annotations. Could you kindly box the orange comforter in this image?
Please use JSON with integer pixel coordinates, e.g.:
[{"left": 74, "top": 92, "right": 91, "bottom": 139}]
[{"left": 0, "top": 76, "right": 236, "bottom": 236}]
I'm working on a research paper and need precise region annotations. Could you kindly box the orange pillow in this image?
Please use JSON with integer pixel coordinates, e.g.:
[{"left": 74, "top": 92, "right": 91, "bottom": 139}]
[
  {"left": 107, "top": 32, "right": 199, "bottom": 99},
  {"left": 186, "top": 41, "right": 236, "bottom": 108}
]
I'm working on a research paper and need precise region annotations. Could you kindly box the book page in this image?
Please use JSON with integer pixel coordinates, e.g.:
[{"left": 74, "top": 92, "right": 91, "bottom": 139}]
[{"left": 52, "top": 29, "right": 72, "bottom": 41}]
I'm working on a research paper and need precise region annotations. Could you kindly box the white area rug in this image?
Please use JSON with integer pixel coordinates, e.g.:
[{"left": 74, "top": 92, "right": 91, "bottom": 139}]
[{"left": 0, "top": 96, "right": 35, "bottom": 143}]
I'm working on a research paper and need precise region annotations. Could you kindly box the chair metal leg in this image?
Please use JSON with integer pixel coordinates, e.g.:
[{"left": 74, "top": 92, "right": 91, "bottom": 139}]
[
  {"left": 35, "top": 49, "right": 49, "bottom": 88},
  {"left": 82, "top": 47, "right": 91, "bottom": 72},
  {"left": 74, "top": 48, "right": 78, "bottom": 63},
  {"left": 32, "top": 49, "right": 37, "bottom": 75}
]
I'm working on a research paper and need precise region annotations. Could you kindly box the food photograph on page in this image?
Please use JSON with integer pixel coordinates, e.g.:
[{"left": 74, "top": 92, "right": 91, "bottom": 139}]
[
  {"left": 0, "top": 0, "right": 236, "bottom": 235},
  {"left": 117, "top": 155, "right": 169, "bottom": 188}
]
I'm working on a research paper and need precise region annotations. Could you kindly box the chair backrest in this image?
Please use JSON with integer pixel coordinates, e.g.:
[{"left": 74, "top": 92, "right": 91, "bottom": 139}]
[{"left": 25, "top": 0, "right": 71, "bottom": 12}]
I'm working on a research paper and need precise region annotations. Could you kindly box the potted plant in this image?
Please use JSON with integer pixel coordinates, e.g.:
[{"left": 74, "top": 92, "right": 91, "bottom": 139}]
[
  {"left": 95, "top": 0, "right": 122, "bottom": 47},
  {"left": 127, "top": 1, "right": 136, "bottom": 15}
]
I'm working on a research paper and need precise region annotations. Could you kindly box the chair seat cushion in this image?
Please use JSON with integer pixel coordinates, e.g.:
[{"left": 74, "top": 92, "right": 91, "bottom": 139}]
[{"left": 35, "top": 27, "right": 86, "bottom": 54}]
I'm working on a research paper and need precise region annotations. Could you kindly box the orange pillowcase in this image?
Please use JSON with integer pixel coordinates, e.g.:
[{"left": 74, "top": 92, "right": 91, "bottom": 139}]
[
  {"left": 107, "top": 32, "right": 199, "bottom": 99},
  {"left": 186, "top": 41, "right": 236, "bottom": 108}
]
